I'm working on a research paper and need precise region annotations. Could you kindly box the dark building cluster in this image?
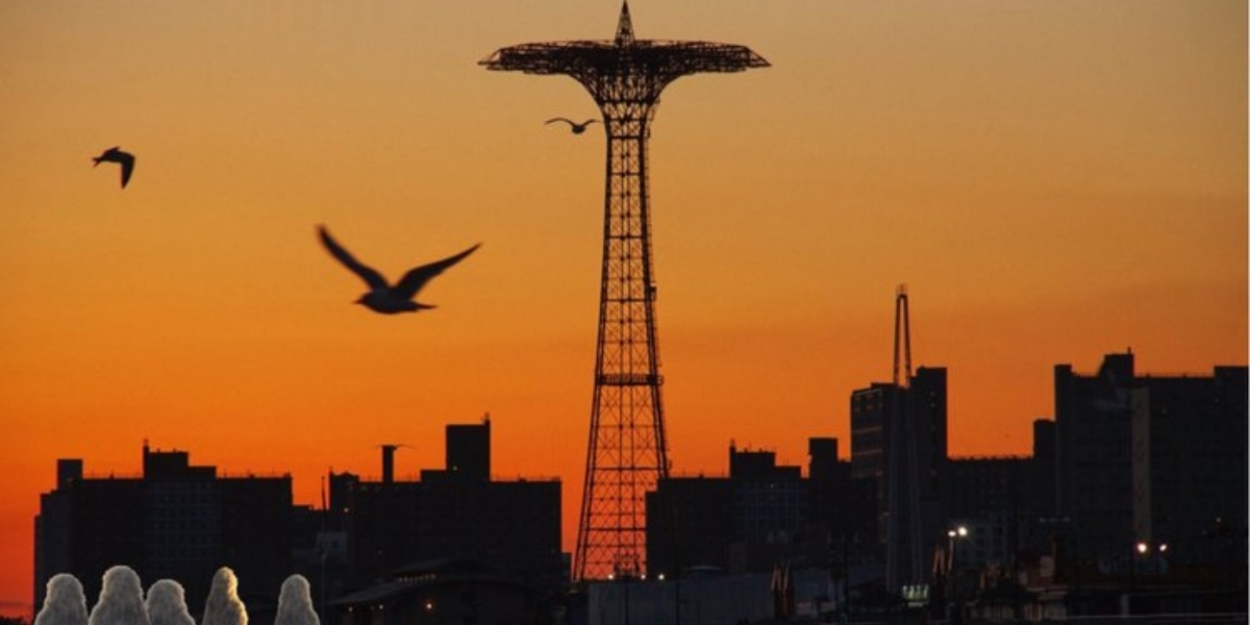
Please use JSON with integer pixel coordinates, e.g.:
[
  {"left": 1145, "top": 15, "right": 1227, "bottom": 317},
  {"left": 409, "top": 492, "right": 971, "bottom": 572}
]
[
  {"left": 642, "top": 352, "right": 1247, "bottom": 620},
  {"left": 33, "top": 352, "right": 1248, "bottom": 623},
  {"left": 36, "top": 447, "right": 293, "bottom": 622},
  {"left": 645, "top": 440, "right": 875, "bottom": 581},
  {"left": 326, "top": 420, "right": 561, "bottom": 589},
  {"left": 35, "top": 418, "right": 563, "bottom": 625}
]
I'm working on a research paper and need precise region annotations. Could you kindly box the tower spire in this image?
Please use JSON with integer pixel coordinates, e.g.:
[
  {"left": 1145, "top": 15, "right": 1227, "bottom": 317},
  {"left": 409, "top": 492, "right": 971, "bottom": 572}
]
[
  {"left": 893, "top": 284, "right": 911, "bottom": 388},
  {"left": 614, "top": 2, "right": 635, "bottom": 46},
  {"left": 886, "top": 285, "right": 923, "bottom": 590}
]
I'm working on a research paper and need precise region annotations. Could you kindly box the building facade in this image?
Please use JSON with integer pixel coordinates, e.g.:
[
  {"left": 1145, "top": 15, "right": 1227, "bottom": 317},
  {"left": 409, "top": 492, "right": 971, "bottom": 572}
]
[
  {"left": 342, "top": 420, "right": 563, "bottom": 591},
  {"left": 1054, "top": 351, "right": 1247, "bottom": 588},
  {"left": 943, "top": 457, "right": 1028, "bottom": 573},
  {"left": 1054, "top": 352, "right": 1137, "bottom": 558},
  {"left": 1129, "top": 364, "right": 1248, "bottom": 586},
  {"left": 646, "top": 438, "right": 873, "bottom": 580},
  {"left": 34, "top": 444, "right": 293, "bottom": 614},
  {"left": 850, "top": 367, "right": 948, "bottom": 590}
]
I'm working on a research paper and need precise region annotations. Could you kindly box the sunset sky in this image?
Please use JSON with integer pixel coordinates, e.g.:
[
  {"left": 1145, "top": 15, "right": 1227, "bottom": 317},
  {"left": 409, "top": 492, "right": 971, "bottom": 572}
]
[{"left": 1, "top": 0, "right": 1245, "bottom": 616}]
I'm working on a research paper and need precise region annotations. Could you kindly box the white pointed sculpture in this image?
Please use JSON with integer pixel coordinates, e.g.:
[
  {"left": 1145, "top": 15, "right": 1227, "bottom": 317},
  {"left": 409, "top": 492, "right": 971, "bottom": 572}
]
[
  {"left": 274, "top": 575, "right": 319, "bottom": 625},
  {"left": 146, "top": 580, "right": 196, "bottom": 625},
  {"left": 201, "top": 568, "right": 247, "bottom": 625},
  {"left": 35, "top": 573, "right": 89, "bottom": 625},
  {"left": 88, "top": 566, "right": 150, "bottom": 625}
]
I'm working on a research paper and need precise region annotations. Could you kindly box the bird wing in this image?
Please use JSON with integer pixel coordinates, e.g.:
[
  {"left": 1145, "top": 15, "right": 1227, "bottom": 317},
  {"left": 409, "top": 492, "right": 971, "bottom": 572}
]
[
  {"left": 317, "top": 226, "right": 390, "bottom": 290},
  {"left": 582, "top": 119, "right": 600, "bottom": 126},
  {"left": 545, "top": 117, "right": 574, "bottom": 126},
  {"left": 392, "top": 243, "right": 480, "bottom": 300},
  {"left": 93, "top": 147, "right": 120, "bottom": 166},
  {"left": 117, "top": 152, "right": 135, "bottom": 188}
]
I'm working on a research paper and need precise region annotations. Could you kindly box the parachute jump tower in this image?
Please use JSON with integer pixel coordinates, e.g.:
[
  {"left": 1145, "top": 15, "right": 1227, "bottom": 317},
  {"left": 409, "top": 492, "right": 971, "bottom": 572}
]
[{"left": 482, "top": 3, "right": 767, "bottom": 580}]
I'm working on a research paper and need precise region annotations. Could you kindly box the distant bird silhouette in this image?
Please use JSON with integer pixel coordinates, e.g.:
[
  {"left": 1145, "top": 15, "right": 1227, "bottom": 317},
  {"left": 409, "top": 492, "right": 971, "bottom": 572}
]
[
  {"left": 317, "top": 225, "right": 479, "bottom": 315},
  {"left": 545, "top": 117, "right": 599, "bottom": 134},
  {"left": 92, "top": 146, "right": 136, "bottom": 188}
]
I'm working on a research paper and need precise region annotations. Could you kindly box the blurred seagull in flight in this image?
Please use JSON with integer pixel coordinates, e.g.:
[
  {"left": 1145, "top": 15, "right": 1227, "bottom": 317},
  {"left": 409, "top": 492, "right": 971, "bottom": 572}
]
[
  {"left": 545, "top": 117, "right": 599, "bottom": 134},
  {"left": 317, "top": 225, "right": 479, "bottom": 315},
  {"left": 92, "top": 146, "right": 136, "bottom": 188}
]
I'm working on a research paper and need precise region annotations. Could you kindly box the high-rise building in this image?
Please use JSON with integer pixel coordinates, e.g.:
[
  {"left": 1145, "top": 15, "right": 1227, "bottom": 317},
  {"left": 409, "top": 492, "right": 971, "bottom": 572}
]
[
  {"left": 646, "top": 438, "right": 873, "bottom": 579},
  {"left": 445, "top": 417, "right": 490, "bottom": 481},
  {"left": 1054, "top": 352, "right": 1137, "bottom": 556},
  {"left": 728, "top": 444, "right": 806, "bottom": 548},
  {"left": 1130, "top": 366, "right": 1247, "bottom": 541},
  {"left": 943, "top": 457, "right": 1028, "bottom": 572},
  {"left": 344, "top": 421, "right": 562, "bottom": 589},
  {"left": 850, "top": 366, "right": 948, "bottom": 590},
  {"left": 645, "top": 475, "right": 734, "bottom": 577},
  {"left": 851, "top": 383, "right": 892, "bottom": 531},
  {"left": 34, "top": 444, "right": 292, "bottom": 613},
  {"left": 1054, "top": 351, "right": 1247, "bottom": 585},
  {"left": 1129, "top": 364, "right": 1247, "bottom": 586}
]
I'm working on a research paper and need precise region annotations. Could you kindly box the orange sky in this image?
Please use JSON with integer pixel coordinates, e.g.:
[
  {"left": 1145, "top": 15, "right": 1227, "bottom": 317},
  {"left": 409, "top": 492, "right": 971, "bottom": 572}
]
[{"left": 1, "top": 0, "right": 1245, "bottom": 617}]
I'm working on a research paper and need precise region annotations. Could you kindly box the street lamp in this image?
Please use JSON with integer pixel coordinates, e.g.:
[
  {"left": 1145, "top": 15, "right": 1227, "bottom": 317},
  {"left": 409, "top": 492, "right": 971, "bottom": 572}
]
[
  {"left": 1128, "top": 539, "right": 1169, "bottom": 613},
  {"left": 947, "top": 526, "right": 968, "bottom": 574},
  {"left": 947, "top": 526, "right": 969, "bottom": 624}
]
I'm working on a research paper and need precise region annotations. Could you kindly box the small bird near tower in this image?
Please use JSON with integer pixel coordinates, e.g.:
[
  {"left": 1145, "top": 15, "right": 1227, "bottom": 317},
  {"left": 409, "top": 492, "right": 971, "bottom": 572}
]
[{"left": 545, "top": 117, "right": 600, "bottom": 134}]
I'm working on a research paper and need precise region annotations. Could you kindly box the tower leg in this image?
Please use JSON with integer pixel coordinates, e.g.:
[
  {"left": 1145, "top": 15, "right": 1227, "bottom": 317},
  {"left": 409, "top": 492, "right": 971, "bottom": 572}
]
[{"left": 574, "top": 104, "right": 670, "bottom": 580}]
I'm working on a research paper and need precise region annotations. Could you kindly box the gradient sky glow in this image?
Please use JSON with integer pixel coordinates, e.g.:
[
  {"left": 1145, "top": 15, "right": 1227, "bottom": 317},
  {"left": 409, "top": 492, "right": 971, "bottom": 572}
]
[{"left": 1, "top": 0, "right": 1245, "bottom": 616}]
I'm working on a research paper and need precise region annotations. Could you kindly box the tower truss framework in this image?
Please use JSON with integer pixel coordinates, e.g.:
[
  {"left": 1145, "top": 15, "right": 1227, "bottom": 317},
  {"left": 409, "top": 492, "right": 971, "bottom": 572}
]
[{"left": 483, "top": 4, "right": 767, "bottom": 580}]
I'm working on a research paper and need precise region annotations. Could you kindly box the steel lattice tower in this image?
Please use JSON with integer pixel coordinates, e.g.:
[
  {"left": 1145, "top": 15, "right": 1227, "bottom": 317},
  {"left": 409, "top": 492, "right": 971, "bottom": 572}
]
[{"left": 482, "top": 3, "right": 767, "bottom": 580}]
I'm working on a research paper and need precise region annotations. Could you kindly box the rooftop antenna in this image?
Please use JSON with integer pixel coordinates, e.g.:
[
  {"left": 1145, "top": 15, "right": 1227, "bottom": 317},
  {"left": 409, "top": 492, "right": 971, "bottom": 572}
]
[{"left": 893, "top": 284, "right": 912, "bottom": 389}]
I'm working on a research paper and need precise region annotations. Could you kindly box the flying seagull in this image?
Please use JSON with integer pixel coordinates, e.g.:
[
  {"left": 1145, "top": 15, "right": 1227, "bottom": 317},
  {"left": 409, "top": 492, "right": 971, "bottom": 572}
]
[
  {"left": 92, "top": 146, "right": 136, "bottom": 188},
  {"left": 317, "top": 225, "right": 479, "bottom": 315},
  {"left": 545, "top": 117, "right": 599, "bottom": 134}
]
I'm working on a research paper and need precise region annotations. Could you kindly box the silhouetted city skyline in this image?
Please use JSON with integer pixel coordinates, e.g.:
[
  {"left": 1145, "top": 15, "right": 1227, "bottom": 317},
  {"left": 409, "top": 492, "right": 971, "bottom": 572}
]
[
  {"left": 33, "top": 350, "right": 1248, "bottom": 622},
  {"left": 4, "top": 1, "right": 1244, "bottom": 621}
]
